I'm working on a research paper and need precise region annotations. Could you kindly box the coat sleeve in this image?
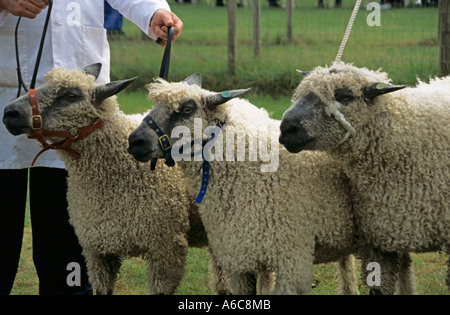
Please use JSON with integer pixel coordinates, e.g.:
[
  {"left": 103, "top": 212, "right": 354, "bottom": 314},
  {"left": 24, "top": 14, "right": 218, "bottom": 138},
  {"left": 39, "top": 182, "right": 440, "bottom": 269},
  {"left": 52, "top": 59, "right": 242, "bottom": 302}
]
[
  {"left": 106, "top": 0, "right": 171, "bottom": 39},
  {"left": 0, "top": 10, "right": 9, "bottom": 27}
]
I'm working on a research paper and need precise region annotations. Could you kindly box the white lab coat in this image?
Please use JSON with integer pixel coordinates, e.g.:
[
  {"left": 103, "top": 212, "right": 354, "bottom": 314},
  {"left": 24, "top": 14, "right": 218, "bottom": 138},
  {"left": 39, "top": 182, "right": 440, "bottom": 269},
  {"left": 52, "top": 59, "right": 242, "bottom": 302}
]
[{"left": 0, "top": 0, "right": 170, "bottom": 169}]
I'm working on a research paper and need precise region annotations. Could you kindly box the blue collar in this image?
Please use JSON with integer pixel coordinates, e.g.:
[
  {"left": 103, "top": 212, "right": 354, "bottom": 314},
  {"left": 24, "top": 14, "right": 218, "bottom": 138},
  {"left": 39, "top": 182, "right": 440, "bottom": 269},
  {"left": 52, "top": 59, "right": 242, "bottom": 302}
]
[{"left": 194, "top": 119, "right": 226, "bottom": 203}]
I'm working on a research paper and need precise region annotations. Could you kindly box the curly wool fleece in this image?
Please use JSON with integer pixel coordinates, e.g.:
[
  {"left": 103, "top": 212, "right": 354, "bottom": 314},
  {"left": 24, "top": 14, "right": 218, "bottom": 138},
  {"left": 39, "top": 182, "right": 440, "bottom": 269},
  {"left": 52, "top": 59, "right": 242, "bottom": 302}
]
[
  {"left": 293, "top": 62, "right": 450, "bottom": 292},
  {"left": 39, "top": 68, "right": 222, "bottom": 295},
  {"left": 145, "top": 77, "right": 359, "bottom": 295}
]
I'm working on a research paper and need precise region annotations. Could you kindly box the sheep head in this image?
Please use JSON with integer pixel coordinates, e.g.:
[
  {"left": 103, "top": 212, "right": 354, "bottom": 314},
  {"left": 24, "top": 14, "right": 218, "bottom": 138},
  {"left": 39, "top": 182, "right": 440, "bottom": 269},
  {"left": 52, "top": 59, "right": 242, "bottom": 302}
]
[
  {"left": 128, "top": 73, "right": 250, "bottom": 163},
  {"left": 3, "top": 63, "right": 136, "bottom": 140},
  {"left": 279, "top": 63, "right": 405, "bottom": 153}
]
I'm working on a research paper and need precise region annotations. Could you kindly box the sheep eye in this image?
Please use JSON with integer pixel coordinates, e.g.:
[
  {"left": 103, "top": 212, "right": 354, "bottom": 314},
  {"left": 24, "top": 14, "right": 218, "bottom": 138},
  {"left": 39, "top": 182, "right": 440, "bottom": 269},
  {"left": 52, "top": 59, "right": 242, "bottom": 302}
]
[
  {"left": 337, "top": 96, "right": 354, "bottom": 103},
  {"left": 334, "top": 88, "right": 355, "bottom": 105},
  {"left": 179, "top": 100, "right": 196, "bottom": 115},
  {"left": 183, "top": 107, "right": 193, "bottom": 114},
  {"left": 66, "top": 93, "right": 79, "bottom": 100},
  {"left": 57, "top": 89, "right": 81, "bottom": 102}
]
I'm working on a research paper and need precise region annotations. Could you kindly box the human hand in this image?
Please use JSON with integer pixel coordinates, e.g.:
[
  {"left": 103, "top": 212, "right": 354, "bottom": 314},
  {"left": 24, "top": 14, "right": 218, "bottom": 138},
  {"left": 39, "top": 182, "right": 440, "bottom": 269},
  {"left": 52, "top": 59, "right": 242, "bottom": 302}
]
[
  {"left": 0, "top": 0, "right": 49, "bottom": 19},
  {"left": 150, "top": 9, "right": 183, "bottom": 47}
]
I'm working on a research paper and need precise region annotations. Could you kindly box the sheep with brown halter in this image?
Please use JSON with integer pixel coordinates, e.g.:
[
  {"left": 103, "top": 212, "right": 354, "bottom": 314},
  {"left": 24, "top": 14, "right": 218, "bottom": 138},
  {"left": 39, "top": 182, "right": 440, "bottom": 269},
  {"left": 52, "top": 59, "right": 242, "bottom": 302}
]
[{"left": 2, "top": 64, "right": 232, "bottom": 295}]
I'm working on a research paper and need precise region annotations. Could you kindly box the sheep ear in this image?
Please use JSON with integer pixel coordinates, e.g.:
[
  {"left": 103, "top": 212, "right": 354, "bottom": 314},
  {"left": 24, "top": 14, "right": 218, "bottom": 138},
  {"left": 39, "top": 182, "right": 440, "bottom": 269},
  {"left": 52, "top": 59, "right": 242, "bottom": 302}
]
[
  {"left": 204, "top": 88, "right": 251, "bottom": 110},
  {"left": 94, "top": 77, "right": 138, "bottom": 106},
  {"left": 296, "top": 70, "right": 310, "bottom": 77},
  {"left": 82, "top": 63, "right": 102, "bottom": 80},
  {"left": 184, "top": 73, "right": 202, "bottom": 87},
  {"left": 363, "top": 82, "right": 406, "bottom": 100}
]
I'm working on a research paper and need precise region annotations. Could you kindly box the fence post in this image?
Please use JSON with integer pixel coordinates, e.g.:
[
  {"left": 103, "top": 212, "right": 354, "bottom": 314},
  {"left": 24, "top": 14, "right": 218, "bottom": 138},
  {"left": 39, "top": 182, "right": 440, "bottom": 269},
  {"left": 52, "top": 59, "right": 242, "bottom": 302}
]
[
  {"left": 252, "top": 0, "right": 261, "bottom": 57},
  {"left": 439, "top": 0, "right": 450, "bottom": 76},
  {"left": 286, "top": 0, "right": 293, "bottom": 42},
  {"left": 228, "top": 0, "right": 237, "bottom": 75}
]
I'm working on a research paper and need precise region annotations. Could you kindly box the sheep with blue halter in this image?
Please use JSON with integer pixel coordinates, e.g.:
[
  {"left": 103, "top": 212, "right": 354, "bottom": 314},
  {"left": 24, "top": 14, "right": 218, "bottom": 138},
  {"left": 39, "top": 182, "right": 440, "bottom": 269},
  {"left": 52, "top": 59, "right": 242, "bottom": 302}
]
[
  {"left": 2, "top": 64, "right": 233, "bottom": 295},
  {"left": 280, "top": 62, "right": 449, "bottom": 294},
  {"left": 127, "top": 73, "right": 363, "bottom": 295}
]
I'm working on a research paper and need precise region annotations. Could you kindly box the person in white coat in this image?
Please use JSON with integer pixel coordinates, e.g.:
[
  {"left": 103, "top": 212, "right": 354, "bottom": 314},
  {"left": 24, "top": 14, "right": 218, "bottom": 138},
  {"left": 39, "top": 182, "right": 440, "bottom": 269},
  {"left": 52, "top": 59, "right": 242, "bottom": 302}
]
[{"left": 0, "top": 0, "right": 183, "bottom": 295}]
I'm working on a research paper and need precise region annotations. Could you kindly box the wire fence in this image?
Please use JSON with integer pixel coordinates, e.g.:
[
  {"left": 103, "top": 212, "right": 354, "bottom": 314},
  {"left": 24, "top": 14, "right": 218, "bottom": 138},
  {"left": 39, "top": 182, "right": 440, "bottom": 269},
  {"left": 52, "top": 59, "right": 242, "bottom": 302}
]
[{"left": 109, "top": 0, "right": 441, "bottom": 93}]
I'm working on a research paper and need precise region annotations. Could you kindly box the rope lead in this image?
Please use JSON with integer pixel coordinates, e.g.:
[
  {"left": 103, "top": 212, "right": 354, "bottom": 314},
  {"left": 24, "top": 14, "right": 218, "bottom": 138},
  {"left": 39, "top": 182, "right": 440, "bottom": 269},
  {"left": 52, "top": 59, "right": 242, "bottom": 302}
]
[{"left": 334, "top": 0, "right": 362, "bottom": 64}]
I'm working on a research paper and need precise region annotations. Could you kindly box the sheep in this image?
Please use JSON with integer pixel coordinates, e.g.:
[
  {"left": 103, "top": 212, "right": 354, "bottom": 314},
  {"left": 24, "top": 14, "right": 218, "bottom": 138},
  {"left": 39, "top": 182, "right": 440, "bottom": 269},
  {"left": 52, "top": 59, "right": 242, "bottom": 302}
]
[
  {"left": 127, "top": 73, "right": 362, "bottom": 295},
  {"left": 279, "top": 62, "right": 449, "bottom": 294},
  {"left": 2, "top": 64, "right": 232, "bottom": 295}
]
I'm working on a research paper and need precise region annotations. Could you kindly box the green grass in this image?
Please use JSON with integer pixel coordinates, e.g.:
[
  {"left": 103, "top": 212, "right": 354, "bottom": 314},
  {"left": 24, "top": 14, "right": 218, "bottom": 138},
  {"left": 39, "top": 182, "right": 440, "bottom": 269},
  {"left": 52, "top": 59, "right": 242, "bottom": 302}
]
[
  {"left": 12, "top": 206, "right": 449, "bottom": 295},
  {"left": 10, "top": 2, "right": 448, "bottom": 295}
]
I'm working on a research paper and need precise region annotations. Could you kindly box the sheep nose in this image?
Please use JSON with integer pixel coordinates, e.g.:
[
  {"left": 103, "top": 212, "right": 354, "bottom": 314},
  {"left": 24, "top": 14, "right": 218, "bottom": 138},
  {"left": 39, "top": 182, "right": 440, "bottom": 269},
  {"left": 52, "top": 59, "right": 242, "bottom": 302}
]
[
  {"left": 128, "top": 132, "right": 148, "bottom": 154},
  {"left": 128, "top": 138, "right": 145, "bottom": 152},
  {"left": 3, "top": 107, "right": 20, "bottom": 120},
  {"left": 279, "top": 117, "right": 314, "bottom": 153},
  {"left": 3, "top": 108, "right": 22, "bottom": 128},
  {"left": 280, "top": 118, "right": 303, "bottom": 137}
]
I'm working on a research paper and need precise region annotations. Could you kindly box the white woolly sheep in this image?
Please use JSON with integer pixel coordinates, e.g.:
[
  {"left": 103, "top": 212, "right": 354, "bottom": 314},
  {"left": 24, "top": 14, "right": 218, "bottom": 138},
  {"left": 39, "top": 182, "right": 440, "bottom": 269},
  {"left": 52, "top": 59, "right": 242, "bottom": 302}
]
[
  {"left": 279, "top": 62, "right": 449, "bottom": 294},
  {"left": 127, "top": 73, "right": 362, "bottom": 295},
  {"left": 2, "top": 64, "right": 231, "bottom": 295}
]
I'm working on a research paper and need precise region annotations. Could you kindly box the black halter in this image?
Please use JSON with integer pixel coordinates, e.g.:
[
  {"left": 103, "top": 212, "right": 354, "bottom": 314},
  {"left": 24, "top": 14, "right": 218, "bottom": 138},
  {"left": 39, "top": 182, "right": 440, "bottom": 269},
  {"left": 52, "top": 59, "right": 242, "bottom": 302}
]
[
  {"left": 143, "top": 116, "right": 226, "bottom": 203},
  {"left": 158, "top": 26, "right": 174, "bottom": 81},
  {"left": 143, "top": 25, "right": 226, "bottom": 203},
  {"left": 144, "top": 26, "right": 176, "bottom": 171},
  {"left": 143, "top": 115, "right": 175, "bottom": 170}
]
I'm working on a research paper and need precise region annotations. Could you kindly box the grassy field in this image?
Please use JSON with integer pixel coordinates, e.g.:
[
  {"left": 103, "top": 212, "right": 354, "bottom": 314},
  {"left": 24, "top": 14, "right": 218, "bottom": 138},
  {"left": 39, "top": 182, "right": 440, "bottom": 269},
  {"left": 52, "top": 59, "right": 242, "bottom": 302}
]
[
  {"left": 10, "top": 206, "right": 450, "bottom": 295},
  {"left": 10, "top": 1, "right": 448, "bottom": 295}
]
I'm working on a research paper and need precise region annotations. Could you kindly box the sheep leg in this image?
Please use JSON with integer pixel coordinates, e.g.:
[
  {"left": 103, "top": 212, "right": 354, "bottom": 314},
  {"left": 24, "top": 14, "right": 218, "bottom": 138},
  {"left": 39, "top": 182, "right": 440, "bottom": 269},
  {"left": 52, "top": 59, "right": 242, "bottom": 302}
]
[
  {"left": 146, "top": 241, "right": 188, "bottom": 295},
  {"left": 257, "top": 271, "right": 275, "bottom": 295},
  {"left": 227, "top": 271, "right": 275, "bottom": 295},
  {"left": 227, "top": 272, "right": 258, "bottom": 295},
  {"left": 273, "top": 267, "right": 313, "bottom": 295},
  {"left": 208, "top": 249, "right": 274, "bottom": 295},
  {"left": 362, "top": 249, "right": 399, "bottom": 295},
  {"left": 207, "top": 247, "right": 231, "bottom": 295},
  {"left": 84, "top": 252, "right": 122, "bottom": 295},
  {"left": 396, "top": 252, "right": 417, "bottom": 295},
  {"left": 336, "top": 254, "right": 359, "bottom": 295},
  {"left": 272, "top": 253, "right": 314, "bottom": 295}
]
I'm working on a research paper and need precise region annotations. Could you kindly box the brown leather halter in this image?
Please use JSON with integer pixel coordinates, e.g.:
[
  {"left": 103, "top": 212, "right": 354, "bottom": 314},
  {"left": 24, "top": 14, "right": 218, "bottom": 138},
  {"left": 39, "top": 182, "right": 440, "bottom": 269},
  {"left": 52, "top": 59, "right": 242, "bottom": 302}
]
[
  {"left": 27, "top": 88, "right": 104, "bottom": 166},
  {"left": 14, "top": 1, "right": 103, "bottom": 166}
]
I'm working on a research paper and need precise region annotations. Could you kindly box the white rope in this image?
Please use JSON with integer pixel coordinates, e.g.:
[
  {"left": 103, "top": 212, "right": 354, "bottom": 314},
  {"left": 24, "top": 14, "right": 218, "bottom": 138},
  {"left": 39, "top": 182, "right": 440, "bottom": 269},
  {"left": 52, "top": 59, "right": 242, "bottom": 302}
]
[
  {"left": 334, "top": 0, "right": 363, "bottom": 63},
  {"left": 325, "top": 101, "right": 356, "bottom": 144},
  {"left": 327, "top": 1, "right": 363, "bottom": 142}
]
